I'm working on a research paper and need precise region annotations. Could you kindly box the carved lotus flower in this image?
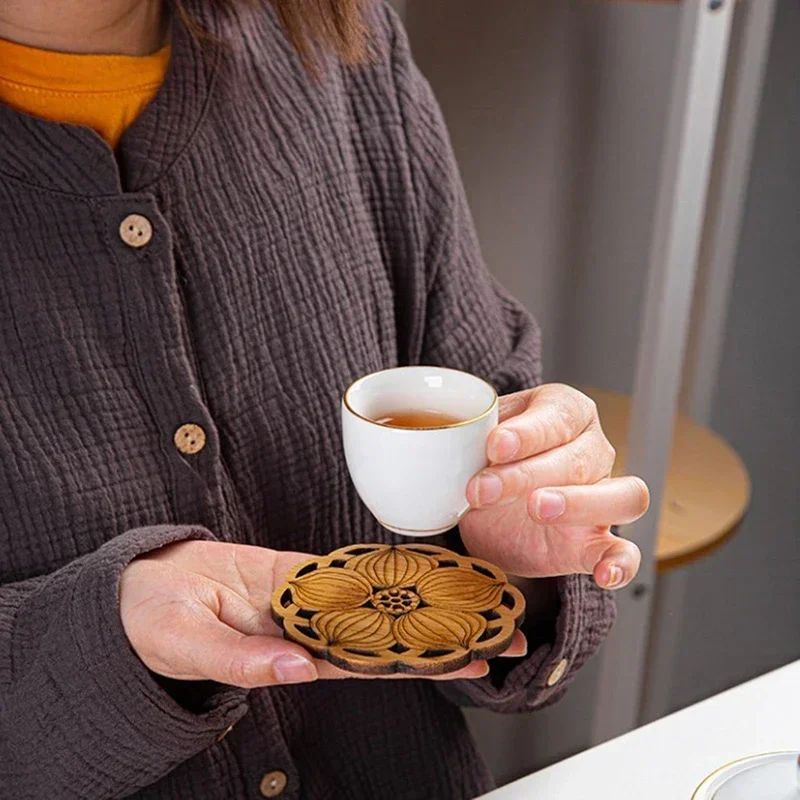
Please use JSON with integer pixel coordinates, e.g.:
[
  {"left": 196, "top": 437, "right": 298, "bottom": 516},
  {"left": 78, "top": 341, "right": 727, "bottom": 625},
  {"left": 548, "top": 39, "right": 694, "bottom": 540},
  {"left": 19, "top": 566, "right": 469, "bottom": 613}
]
[{"left": 271, "top": 544, "right": 525, "bottom": 675}]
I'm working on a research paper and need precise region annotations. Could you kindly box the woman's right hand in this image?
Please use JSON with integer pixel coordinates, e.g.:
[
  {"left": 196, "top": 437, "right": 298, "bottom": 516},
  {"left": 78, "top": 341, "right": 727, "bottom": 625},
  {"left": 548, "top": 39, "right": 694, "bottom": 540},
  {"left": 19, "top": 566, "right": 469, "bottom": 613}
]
[{"left": 120, "top": 540, "right": 519, "bottom": 687}]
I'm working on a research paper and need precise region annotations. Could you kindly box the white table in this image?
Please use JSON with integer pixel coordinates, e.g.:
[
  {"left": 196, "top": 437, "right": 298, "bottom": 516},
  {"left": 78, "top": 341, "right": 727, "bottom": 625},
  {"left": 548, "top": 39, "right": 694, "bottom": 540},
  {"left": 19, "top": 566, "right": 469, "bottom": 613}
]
[{"left": 481, "top": 660, "right": 799, "bottom": 799}]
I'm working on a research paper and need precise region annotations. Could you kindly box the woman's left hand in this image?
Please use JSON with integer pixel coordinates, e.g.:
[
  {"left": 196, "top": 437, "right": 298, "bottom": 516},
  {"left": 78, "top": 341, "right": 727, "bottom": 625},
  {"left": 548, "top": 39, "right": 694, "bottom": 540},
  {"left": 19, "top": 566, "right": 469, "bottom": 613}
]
[{"left": 461, "top": 384, "right": 649, "bottom": 590}]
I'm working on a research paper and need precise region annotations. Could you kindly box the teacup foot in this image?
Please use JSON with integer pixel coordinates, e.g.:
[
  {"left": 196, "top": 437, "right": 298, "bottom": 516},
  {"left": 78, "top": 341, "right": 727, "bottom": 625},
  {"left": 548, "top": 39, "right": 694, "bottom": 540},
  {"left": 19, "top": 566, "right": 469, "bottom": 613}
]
[{"left": 376, "top": 520, "right": 456, "bottom": 538}]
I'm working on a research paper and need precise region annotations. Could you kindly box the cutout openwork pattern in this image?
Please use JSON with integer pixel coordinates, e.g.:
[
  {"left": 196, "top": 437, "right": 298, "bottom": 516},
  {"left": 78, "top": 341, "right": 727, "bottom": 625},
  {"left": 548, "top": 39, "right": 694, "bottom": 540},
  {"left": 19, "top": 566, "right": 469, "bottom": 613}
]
[{"left": 271, "top": 543, "right": 526, "bottom": 675}]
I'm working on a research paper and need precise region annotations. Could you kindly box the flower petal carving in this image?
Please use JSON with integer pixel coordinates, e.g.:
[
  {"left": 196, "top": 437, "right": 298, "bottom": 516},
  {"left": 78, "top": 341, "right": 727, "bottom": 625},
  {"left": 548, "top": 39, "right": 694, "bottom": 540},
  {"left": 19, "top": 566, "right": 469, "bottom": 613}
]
[
  {"left": 289, "top": 568, "right": 372, "bottom": 611},
  {"left": 347, "top": 546, "right": 436, "bottom": 589},
  {"left": 271, "top": 544, "right": 525, "bottom": 675},
  {"left": 311, "top": 608, "right": 394, "bottom": 649},
  {"left": 416, "top": 567, "right": 504, "bottom": 612},
  {"left": 393, "top": 607, "right": 486, "bottom": 651}
]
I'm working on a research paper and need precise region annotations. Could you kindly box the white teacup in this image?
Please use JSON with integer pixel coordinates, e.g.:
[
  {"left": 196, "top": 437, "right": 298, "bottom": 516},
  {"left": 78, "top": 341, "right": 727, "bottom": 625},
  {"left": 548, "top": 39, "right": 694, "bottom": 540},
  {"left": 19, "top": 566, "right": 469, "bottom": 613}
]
[{"left": 342, "top": 366, "right": 498, "bottom": 537}]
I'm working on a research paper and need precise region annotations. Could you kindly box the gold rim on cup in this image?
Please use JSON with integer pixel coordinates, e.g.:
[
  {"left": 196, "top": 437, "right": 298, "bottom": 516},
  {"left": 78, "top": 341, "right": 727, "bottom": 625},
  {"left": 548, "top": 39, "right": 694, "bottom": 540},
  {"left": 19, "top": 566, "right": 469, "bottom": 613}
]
[{"left": 342, "top": 366, "right": 499, "bottom": 431}]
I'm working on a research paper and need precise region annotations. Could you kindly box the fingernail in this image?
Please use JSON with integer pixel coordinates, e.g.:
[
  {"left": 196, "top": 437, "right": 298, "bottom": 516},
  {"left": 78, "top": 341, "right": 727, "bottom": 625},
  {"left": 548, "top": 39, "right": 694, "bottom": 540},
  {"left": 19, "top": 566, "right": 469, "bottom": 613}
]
[
  {"left": 604, "top": 565, "right": 625, "bottom": 589},
  {"left": 475, "top": 472, "right": 503, "bottom": 506},
  {"left": 536, "top": 490, "right": 566, "bottom": 521},
  {"left": 273, "top": 655, "right": 318, "bottom": 684},
  {"left": 490, "top": 429, "right": 520, "bottom": 463},
  {"left": 499, "top": 636, "right": 528, "bottom": 658}
]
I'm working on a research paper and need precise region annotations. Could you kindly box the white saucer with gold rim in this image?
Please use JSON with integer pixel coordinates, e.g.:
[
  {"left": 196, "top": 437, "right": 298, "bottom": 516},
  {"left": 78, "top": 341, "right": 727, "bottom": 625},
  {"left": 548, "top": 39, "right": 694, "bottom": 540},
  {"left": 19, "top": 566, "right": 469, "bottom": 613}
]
[{"left": 693, "top": 751, "right": 799, "bottom": 799}]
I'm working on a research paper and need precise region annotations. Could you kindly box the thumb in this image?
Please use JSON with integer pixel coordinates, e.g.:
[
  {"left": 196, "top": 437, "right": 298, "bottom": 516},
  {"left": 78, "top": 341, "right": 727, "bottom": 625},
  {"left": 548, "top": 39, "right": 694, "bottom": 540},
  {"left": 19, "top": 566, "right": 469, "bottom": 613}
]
[
  {"left": 158, "top": 608, "right": 319, "bottom": 688},
  {"left": 585, "top": 532, "right": 641, "bottom": 591}
]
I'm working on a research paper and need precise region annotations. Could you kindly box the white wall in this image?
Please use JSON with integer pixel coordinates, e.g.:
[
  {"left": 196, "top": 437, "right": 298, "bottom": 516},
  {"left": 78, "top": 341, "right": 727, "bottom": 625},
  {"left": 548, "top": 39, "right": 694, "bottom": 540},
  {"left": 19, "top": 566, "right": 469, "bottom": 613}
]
[
  {"left": 405, "top": 0, "right": 680, "bottom": 390},
  {"left": 405, "top": 0, "right": 800, "bottom": 784},
  {"left": 405, "top": 0, "right": 588, "bottom": 374}
]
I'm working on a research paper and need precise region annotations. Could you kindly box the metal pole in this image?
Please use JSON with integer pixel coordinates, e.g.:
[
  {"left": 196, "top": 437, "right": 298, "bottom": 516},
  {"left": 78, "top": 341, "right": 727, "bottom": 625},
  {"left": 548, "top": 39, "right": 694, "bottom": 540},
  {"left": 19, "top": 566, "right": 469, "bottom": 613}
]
[
  {"left": 591, "top": 0, "right": 734, "bottom": 745},
  {"left": 680, "top": 0, "right": 777, "bottom": 425},
  {"left": 640, "top": 0, "right": 777, "bottom": 726}
]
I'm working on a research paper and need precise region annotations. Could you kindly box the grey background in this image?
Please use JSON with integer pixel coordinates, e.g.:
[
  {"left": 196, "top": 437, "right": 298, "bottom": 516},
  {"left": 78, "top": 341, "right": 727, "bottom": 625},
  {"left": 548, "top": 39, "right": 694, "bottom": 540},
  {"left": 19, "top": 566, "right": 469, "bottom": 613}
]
[{"left": 401, "top": 0, "right": 800, "bottom": 783}]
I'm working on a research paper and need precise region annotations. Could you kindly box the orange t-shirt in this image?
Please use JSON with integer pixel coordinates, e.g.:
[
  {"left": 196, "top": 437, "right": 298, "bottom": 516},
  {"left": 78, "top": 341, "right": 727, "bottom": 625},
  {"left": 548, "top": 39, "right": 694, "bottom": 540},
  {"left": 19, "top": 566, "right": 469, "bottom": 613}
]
[{"left": 0, "top": 38, "right": 170, "bottom": 150}]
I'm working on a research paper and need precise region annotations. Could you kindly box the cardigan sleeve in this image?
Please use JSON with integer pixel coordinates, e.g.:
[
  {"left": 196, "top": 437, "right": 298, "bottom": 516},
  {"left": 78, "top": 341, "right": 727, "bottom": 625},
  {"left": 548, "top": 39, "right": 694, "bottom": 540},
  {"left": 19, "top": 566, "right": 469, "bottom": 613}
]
[
  {"left": 381, "top": 3, "right": 616, "bottom": 712},
  {"left": 0, "top": 525, "right": 248, "bottom": 798}
]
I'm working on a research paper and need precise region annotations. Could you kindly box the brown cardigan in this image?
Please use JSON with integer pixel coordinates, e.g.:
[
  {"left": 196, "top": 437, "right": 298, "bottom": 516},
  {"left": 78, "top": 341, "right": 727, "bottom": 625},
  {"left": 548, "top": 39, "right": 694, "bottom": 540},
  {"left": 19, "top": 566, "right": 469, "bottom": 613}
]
[{"left": 0, "top": 3, "right": 614, "bottom": 798}]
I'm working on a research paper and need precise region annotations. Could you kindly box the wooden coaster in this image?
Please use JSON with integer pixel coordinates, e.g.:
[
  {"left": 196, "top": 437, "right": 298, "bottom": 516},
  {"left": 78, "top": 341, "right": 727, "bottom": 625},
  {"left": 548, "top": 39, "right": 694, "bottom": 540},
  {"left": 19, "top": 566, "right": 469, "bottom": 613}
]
[{"left": 271, "top": 543, "right": 526, "bottom": 676}]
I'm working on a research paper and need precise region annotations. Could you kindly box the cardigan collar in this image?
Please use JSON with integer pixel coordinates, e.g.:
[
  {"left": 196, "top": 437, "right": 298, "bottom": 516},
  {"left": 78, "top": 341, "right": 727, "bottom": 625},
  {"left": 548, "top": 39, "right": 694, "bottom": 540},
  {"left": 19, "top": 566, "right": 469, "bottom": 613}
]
[{"left": 0, "top": 5, "right": 218, "bottom": 197}]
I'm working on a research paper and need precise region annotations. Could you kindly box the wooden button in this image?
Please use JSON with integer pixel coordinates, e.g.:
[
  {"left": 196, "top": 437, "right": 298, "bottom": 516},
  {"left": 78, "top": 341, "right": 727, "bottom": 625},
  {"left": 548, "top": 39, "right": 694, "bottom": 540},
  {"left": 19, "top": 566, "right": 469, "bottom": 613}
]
[
  {"left": 216, "top": 724, "right": 234, "bottom": 742},
  {"left": 546, "top": 658, "right": 569, "bottom": 687},
  {"left": 174, "top": 423, "right": 206, "bottom": 455},
  {"left": 119, "top": 213, "right": 153, "bottom": 248},
  {"left": 259, "top": 770, "right": 288, "bottom": 798}
]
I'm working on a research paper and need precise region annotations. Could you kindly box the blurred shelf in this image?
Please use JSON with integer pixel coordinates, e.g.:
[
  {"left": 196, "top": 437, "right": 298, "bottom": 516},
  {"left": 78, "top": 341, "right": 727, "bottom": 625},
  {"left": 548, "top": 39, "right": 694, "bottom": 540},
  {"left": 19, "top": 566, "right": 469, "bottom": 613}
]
[{"left": 581, "top": 387, "right": 751, "bottom": 571}]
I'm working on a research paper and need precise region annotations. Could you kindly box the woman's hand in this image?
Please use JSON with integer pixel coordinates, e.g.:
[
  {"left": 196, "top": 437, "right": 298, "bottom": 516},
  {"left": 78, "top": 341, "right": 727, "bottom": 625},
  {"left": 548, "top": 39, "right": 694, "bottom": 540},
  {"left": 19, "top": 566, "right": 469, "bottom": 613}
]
[
  {"left": 120, "top": 540, "right": 525, "bottom": 687},
  {"left": 461, "top": 384, "right": 649, "bottom": 589}
]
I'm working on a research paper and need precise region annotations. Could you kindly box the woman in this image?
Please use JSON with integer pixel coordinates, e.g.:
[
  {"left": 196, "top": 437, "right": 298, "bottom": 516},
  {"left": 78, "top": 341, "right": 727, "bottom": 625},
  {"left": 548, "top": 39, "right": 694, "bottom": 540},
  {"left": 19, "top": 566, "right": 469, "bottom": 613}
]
[{"left": 0, "top": 0, "right": 648, "bottom": 797}]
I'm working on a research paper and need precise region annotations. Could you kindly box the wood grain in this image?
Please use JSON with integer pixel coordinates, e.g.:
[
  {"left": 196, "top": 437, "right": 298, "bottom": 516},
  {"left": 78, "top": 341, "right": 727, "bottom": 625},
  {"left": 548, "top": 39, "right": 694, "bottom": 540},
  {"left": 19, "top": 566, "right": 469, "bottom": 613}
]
[{"left": 271, "top": 543, "right": 526, "bottom": 675}]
